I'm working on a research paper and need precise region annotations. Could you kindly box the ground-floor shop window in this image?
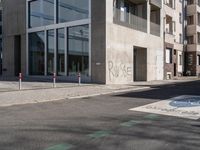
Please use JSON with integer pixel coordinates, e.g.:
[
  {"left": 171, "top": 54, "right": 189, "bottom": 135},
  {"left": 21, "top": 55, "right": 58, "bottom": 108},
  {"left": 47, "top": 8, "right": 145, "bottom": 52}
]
[
  {"left": 28, "top": 24, "right": 89, "bottom": 76},
  {"left": 68, "top": 25, "right": 89, "bottom": 76},
  {"left": 57, "top": 28, "right": 65, "bottom": 76},
  {"left": 47, "top": 30, "right": 55, "bottom": 75},
  {"left": 29, "top": 31, "right": 45, "bottom": 75}
]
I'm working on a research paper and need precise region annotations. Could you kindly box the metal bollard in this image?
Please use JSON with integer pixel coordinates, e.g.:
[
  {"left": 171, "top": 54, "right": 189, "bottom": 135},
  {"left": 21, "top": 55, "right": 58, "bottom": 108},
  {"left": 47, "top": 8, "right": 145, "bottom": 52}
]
[
  {"left": 78, "top": 72, "right": 81, "bottom": 86},
  {"left": 19, "top": 73, "right": 22, "bottom": 90},
  {"left": 53, "top": 73, "right": 56, "bottom": 88}
]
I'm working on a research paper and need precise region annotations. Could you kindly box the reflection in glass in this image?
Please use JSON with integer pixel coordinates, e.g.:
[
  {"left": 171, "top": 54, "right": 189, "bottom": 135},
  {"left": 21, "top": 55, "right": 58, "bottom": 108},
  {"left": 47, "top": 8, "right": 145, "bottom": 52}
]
[
  {"left": 29, "top": 32, "right": 45, "bottom": 75},
  {"left": 47, "top": 30, "right": 55, "bottom": 75},
  {"left": 29, "top": 0, "right": 54, "bottom": 28},
  {"left": 57, "top": 28, "right": 65, "bottom": 76},
  {"left": 58, "top": 0, "right": 89, "bottom": 23},
  {"left": 68, "top": 25, "right": 89, "bottom": 76}
]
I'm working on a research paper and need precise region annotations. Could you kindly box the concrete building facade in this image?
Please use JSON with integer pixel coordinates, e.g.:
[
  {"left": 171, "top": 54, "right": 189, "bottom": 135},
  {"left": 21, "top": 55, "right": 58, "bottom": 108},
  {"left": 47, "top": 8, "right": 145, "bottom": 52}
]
[
  {"left": 163, "top": 0, "right": 186, "bottom": 79},
  {"left": 186, "top": 0, "right": 200, "bottom": 76},
  {"left": 1, "top": 0, "right": 198, "bottom": 84},
  {"left": 1, "top": 0, "right": 164, "bottom": 84},
  {"left": 107, "top": 0, "right": 164, "bottom": 84},
  {"left": 0, "top": 0, "right": 2, "bottom": 75}
]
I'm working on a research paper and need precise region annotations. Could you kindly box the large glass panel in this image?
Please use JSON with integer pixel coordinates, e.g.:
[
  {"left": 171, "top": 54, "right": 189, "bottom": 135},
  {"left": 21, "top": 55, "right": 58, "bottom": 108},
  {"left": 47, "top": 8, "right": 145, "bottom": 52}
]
[
  {"left": 68, "top": 25, "right": 89, "bottom": 76},
  {"left": 29, "top": 32, "right": 45, "bottom": 75},
  {"left": 47, "top": 30, "right": 55, "bottom": 75},
  {"left": 29, "top": 0, "right": 54, "bottom": 28},
  {"left": 58, "top": 0, "right": 89, "bottom": 23},
  {"left": 0, "top": 39, "right": 2, "bottom": 75},
  {"left": 57, "top": 28, "right": 65, "bottom": 76}
]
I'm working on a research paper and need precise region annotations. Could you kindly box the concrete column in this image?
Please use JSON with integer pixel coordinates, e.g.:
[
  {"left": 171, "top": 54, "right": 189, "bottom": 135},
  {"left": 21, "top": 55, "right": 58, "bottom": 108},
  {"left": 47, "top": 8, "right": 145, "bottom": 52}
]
[
  {"left": 173, "top": 0, "right": 176, "bottom": 9},
  {"left": 147, "top": 0, "right": 151, "bottom": 34},
  {"left": 54, "top": 29, "right": 57, "bottom": 75},
  {"left": 160, "top": 0, "right": 164, "bottom": 38}
]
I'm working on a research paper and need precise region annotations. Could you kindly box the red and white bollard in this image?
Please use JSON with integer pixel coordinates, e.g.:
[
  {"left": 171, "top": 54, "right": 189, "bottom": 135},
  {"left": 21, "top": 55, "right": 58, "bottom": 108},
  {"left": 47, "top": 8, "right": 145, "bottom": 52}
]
[
  {"left": 53, "top": 73, "right": 56, "bottom": 88},
  {"left": 78, "top": 72, "right": 81, "bottom": 86},
  {"left": 19, "top": 73, "right": 22, "bottom": 90}
]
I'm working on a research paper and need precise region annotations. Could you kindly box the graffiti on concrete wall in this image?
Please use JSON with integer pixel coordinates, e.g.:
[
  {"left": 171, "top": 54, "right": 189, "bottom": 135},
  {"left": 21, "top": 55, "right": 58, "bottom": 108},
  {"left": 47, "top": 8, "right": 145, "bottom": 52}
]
[{"left": 108, "top": 61, "right": 132, "bottom": 81}]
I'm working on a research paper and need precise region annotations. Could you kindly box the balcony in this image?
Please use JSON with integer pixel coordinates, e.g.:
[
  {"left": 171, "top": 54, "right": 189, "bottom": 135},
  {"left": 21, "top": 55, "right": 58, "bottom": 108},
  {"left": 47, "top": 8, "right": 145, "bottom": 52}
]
[
  {"left": 187, "top": 44, "right": 199, "bottom": 52},
  {"left": 150, "top": 4, "right": 161, "bottom": 36},
  {"left": 114, "top": 8, "right": 147, "bottom": 33},
  {"left": 150, "top": 22, "right": 160, "bottom": 36},
  {"left": 150, "top": 0, "right": 162, "bottom": 8},
  {"left": 187, "top": 4, "right": 198, "bottom": 15},
  {"left": 187, "top": 24, "right": 200, "bottom": 35},
  {"left": 165, "top": 33, "right": 175, "bottom": 44}
]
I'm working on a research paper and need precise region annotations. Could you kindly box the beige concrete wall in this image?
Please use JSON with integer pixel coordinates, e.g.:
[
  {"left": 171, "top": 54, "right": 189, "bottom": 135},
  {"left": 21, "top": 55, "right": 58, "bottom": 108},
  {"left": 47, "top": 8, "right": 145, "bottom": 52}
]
[
  {"left": 164, "top": 0, "right": 185, "bottom": 76},
  {"left": 174, "top": 1, "right": 183, "bottom": 46},
  {"left": 105, "top": 0, "right": 164, "bottom": 84},
  {"left": 91, "top": 0, "right": 106, "bottom": 83},
  {"left": 2, "top": 0, "right": 26, "bottom": 76},
  {"left": 164, "top": 1, "right": 184, "bottom": 52}
]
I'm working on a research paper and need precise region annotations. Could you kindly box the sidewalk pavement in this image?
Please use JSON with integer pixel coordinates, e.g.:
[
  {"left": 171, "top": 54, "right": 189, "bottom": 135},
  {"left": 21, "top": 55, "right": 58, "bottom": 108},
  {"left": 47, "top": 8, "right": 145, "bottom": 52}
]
[{"left": 0, "top": 77, "right": 199, "bottom": 107}]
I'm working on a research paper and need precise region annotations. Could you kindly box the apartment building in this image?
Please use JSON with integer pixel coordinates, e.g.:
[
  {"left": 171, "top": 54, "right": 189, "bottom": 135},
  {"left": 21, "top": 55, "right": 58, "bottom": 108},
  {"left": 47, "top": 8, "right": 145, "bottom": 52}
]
[
  {"left": 0, "top": 1, "right": 2, "bottom": 75},
  {"left": 186, "top": 0, "right": 200, "bottom": 76},
  {"left": 163, "top": 0, "right": 186, "bottom": 79},
  {"left": 1, "top": 0, "right": 164, "bottom": 84}
]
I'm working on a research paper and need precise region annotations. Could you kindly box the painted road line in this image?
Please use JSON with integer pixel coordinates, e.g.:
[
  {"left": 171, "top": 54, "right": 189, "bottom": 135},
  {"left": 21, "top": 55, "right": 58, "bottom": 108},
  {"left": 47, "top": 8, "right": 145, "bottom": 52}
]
[
  {"left": 88, "top": 130, "right": 111, "bottom": 139},
  {"left": 45, "top": 144, "right": 74, "bottom": 150},
  {"left": 144, "top": 114, "right": 160, "bottom": 120},
  {"left": 120, "top": 120, "right": 141, "bottom": 127}
]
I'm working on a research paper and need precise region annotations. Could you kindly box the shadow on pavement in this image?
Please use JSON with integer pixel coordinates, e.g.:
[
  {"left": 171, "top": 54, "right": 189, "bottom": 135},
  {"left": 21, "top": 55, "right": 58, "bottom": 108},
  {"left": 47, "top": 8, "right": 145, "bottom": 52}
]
[
  {"left": 0, "top": 114, "right": 199, "bottom": 150},
  {"left": 114, "top": 80, "right": 200, "bottom": 100}
]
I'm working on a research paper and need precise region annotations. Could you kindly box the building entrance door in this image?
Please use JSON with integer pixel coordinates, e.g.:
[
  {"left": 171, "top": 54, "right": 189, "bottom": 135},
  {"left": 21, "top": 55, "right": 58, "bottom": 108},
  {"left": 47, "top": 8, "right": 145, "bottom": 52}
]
[
  {"left": 134, "top": 47, "right": 147, "bottom": 81},
  {"left": 174, "top": 63, "right": 177, "bottom": 77}
]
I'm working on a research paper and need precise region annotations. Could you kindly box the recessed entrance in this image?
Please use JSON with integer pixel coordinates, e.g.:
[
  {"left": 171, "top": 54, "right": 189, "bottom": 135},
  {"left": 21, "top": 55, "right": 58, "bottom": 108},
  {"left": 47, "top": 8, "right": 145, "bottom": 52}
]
[{"left": 134, "top": 47, "right": 147, "bottom": 81}]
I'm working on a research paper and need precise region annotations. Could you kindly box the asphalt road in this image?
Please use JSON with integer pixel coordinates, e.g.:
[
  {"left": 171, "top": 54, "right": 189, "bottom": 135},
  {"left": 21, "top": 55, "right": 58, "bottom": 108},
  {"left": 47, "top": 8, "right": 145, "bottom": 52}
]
[{"left": 0, "top": 80, "right": 200, "bottom": 150}]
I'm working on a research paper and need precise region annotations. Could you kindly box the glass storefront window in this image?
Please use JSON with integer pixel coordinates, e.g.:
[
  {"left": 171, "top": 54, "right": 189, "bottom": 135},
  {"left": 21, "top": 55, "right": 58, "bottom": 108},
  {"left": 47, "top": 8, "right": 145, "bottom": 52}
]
[
  {"left": 47, "top": 30, "right": 55, "bottom": 75},
  {"left": 29, "top": 0, "right": 54, "bottom": 28},
  {"left": 68, "top": 25, "right": 89, "bottom": 76},
  {"left": 29, "top": 32, "right": 45, "bottom": 75},
  {"left": 57, "top": 28, "right": 65, "bottom": 76},
  {"left": 58, "top": 0, "right": 89, "bottom": 23},
  {"left": 28, "top": 1, "right": 91, "bottom": 78}
]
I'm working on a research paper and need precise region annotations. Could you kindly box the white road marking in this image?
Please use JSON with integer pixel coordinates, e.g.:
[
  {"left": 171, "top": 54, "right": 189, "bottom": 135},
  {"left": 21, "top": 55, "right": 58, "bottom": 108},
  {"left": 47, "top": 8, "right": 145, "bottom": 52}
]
[{"left": 129, "top": 95, "right": 200, "bottom": 120}]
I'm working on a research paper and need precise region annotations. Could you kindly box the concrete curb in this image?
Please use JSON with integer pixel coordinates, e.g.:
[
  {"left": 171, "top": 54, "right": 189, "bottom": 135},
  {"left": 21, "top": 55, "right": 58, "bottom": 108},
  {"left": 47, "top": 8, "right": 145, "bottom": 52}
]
[
  {"left": 60, "top": 87, "right": 150, "bottom": 100},
  {"left": 0, "top": 86, "right": 150, "bottom": 107},
  {"left": 1, "top": 78, "right": 198, "bottom": 107}
]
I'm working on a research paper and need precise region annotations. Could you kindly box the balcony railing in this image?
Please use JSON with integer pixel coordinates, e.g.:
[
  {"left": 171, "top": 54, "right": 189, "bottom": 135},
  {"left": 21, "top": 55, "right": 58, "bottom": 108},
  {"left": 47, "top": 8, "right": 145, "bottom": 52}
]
[
  {"left": 150, "top": 0, "right": 162, "bottom": 8},
  {"left": 150, "top": 22, "right": 160, "bottom": 36},
  {"left": 114, "top": 8, "right": 147, "bottom": 33}
]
